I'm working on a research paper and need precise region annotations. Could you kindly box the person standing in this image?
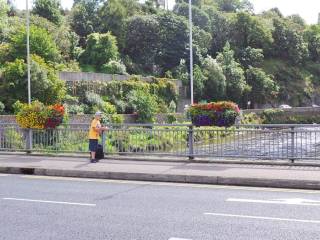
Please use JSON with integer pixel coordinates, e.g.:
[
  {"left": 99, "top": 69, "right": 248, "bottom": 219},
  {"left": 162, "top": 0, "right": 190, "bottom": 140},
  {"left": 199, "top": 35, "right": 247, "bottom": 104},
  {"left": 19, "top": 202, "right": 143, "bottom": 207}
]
[{"left": 88, "top": 111, "right": 108, "bottom": 163}]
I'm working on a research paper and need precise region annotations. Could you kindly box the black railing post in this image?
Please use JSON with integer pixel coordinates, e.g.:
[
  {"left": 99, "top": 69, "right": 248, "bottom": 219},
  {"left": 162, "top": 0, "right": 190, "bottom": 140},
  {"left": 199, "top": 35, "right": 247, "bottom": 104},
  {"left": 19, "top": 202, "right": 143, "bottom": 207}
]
[{"left": 188, "top": 125, "right": 194, "bottom": 160}]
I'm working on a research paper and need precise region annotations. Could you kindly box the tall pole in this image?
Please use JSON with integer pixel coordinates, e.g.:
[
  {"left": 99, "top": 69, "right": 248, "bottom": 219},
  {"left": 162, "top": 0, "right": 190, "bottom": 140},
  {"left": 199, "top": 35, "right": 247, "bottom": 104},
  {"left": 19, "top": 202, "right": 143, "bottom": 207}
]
[
  {"left": 26, "top": 0, "right": 32, "bottom": 153},
  {"left": 189, "top": 0, "right": 193, "bottom": 105},
  {"left": 26, "top": 0, "right": 31, "bottom": 104}
]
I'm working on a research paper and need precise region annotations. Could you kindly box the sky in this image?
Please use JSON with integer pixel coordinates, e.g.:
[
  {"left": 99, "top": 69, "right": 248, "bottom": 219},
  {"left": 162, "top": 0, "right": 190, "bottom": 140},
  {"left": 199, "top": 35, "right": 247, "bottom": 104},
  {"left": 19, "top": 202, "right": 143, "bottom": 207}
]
[{"left": 13, "top": 0, "right": 320, "bottom": 24}]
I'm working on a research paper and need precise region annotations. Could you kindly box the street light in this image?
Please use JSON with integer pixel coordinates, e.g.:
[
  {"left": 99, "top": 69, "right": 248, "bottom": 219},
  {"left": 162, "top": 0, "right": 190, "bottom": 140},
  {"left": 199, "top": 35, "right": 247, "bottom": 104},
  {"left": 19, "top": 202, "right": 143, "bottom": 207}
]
[
  {"left": 26, "top": 0, "right": 31, "bottom": 104},
  {"left": 189, "top": 0, "right": 193, "bottom": 105},
  {"left": 26, "top": 0, "right": 32, "bottom": 151}
]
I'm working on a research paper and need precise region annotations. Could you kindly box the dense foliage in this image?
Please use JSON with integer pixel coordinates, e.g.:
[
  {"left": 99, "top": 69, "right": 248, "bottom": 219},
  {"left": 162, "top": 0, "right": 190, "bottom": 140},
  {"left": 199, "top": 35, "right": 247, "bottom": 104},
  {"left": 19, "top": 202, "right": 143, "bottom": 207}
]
[{"left": 1, "top": 0, "right": 320, "bottom": 115}]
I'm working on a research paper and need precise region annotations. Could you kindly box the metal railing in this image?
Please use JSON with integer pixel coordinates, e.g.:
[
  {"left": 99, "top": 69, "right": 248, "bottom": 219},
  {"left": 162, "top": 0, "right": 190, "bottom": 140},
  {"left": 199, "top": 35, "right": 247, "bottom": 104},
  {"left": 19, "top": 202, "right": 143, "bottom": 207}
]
[{"left": 1, "top": 123, "right": 320, "bottom": 161}]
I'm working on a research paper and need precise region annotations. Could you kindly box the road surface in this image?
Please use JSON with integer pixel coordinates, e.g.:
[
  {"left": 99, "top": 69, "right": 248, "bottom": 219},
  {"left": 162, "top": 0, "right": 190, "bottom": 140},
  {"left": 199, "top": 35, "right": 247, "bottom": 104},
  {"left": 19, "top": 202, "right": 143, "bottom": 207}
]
[{"left": 1, "top": 174, "right": 320, "bottom": 240}]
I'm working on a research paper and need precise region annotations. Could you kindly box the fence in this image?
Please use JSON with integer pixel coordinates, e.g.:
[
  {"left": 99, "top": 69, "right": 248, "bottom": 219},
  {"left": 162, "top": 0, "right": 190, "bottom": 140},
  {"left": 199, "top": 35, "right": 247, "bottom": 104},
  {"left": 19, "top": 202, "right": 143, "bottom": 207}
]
[{"left": 1, "top": 123, "right": 320, "bottom": 161}]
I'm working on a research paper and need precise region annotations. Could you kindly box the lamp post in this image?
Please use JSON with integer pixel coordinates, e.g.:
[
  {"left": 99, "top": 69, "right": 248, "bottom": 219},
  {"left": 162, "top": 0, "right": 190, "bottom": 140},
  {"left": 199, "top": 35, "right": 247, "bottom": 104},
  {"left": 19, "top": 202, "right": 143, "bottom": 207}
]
[
  {"left": 189, "top": 0, "right": 193, "bottom": 105},
  {"left": 26, "top": 0, "right": 32, "bottom": 152},
  {"left": 26, "top": 0, "right": 31, "bottom": 104}
]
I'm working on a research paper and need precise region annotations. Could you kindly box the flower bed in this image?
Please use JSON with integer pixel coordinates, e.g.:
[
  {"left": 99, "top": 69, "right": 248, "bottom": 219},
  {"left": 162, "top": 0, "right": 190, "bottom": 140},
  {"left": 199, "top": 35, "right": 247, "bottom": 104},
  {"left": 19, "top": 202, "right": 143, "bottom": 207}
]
[
  {"left": 187, "top": 101, "right": 240, "bottom": 127},
  {"left": 16, "top": 101, "right": 65, "bottom": 129}
]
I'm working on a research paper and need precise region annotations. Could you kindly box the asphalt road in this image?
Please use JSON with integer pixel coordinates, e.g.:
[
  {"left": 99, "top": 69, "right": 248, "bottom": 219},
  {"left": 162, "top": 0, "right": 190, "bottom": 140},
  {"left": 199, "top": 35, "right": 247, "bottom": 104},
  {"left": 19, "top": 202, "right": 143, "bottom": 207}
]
[{"left": 1, "top": 174, "right": 320, "bottom": 240}]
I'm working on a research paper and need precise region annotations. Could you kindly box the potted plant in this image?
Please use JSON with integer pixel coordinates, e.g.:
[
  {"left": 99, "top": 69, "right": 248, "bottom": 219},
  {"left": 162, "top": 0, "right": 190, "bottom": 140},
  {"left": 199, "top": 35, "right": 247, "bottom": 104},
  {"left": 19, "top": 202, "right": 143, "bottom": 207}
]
[
  {"left": 187, "top": 101, "right": 240, "bottom": 127},
  {"left": 16, "top": 101, "right": 65, "bottom": 129}
]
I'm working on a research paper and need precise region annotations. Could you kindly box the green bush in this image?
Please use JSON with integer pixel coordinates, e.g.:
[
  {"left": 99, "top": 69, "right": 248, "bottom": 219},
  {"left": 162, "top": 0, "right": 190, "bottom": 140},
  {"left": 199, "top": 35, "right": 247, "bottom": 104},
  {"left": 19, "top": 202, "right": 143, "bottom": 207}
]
[
  {"left": 166, "top": 114, "right": 177, "bottom": 124},
  {"left": 66, "top": 78, "right": 178, "bottom": 114},
  {"left": 261, "top": 109, "right": 285, "bottom": 124},
  {"left": 66, "top": 104, "right": 85, "bottom": 115},
  {"left": 101, "top": 60, "right": 127, "bottom": 74},
  {"left": 0, "top": 101, "right": 4, "bottom": 114},
  {"left": 241, "top": 112, "right": 262, "bottom": 124},
  {"left": 128, "top": 90, "right": 158, "bottom": 123},
  {"left": 168, "top": 100, "right": 177, "bottom": 113}
]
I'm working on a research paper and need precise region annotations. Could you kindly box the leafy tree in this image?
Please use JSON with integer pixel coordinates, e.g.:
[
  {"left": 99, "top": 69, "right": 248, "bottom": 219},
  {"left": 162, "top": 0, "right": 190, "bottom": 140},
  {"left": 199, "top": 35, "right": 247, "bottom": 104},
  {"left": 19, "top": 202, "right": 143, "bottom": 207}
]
[
  {"left": 69, "top": 0, "right": 100, "bottom": 45},
  {"left": 304, "top": 25, "right": 320, "bottom": 62},
  {"left": 216, "top": 42, "right": 247, "bottom": 102},
  {"left": 0, "top": 55, "right": 65, "bottom": 110},
  {"left": 192, "top": 26, "right": 212, "bottom": 61},
  {"left": 28, "top": 15, "right": 80, "bottom": 61},
  {"left": 230, "top": 12, "right": 273, "bottom": 54},
  {"left": 101, "top": 60, "right": 127, "bottom": 74},
  {"left": 205, "top": 9, "right": 230, "bottom": 56},
  {"left": 0, "top": 0, "right": 9, "bottom": 43},
  {"left": 124, "top": 15, "right": 161, "bottom": 73},
  {"left": 215, "top": 0, "right": 253, "bottom": 12},
  {"left": 174, "top": 2, "right": 211, "bottom": 31},
  {"left": 98, "top": 0, "right": 140, "bottom": 49},
  {"left": 287, "top": 14, "right": 306, "bottom": 28},
  {"left": 8, "top": 25, "right": 60, "bottom": 62},
  {"left": 174, "top": 59, "right": 189, "bottom": 85},
  {"left": 80, "top": 32, "right": 119, "bottom": 69},
  {"left": 272, "top": 18, "right": 309, "bottom": 64},
  {"left": 202, "top": 55, "right": 226, "bottom": 100},
  {"left": 32, "top": 0, "right": 62, "bottom": 25},
  {"left": 239, "top": 47, "right": 264, "bottom": 68},
  {"left": 246, "top": 67, "right": 279, "bottom": 106},
  {"left": 193, "top": 64, "right": 206, "bottom": 101},
  {"left": 155, "top": 12, "right": 189, "bottom": 71}
]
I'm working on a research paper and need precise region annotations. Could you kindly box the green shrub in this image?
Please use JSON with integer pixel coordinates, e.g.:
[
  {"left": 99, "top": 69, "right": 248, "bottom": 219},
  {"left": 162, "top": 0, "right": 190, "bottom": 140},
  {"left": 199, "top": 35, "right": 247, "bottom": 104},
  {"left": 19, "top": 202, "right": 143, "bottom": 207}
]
[
  {"left": 128, "top": 90, "right": 158, "bottom": 123},
  {"left": 0, "top": 101, "right": 5, "bottom": 114},
  {"left": 166, "top": 114, "right": 177, "bottom": 124},
  {"left": 102, "top": 102, "right": 116, "bottom": 114},
  {"left": 12, "top": 100, "right": 24, "bottom": 114},
  {"left": 168, "top": 100, "right": 176, "bottom": 113},
  {"left": 101, "top": 60, "right": 127, "bottom": 74},
  {"left": 241, "top": 112, "right": 262, "bottom": 124},
  {"left": 261, "top": 109, "right": 285, "bottom": 124},
  {"left": 67, "top": 104, "right": 85, "bottom": 115}
]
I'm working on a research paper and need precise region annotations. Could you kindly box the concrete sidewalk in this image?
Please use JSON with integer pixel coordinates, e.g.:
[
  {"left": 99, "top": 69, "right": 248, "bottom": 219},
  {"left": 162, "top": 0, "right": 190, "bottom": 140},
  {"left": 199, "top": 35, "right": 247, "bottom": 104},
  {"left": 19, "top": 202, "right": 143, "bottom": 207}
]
[{"left": 1, "top": 154, "right": 320, "bottom": 190}]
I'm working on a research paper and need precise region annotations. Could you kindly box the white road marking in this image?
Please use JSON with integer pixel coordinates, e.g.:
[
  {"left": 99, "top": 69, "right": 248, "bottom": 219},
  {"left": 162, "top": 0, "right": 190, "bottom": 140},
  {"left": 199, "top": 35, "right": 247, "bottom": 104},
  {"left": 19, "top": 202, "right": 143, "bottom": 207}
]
[
  {"left": 169, "top": 238, "right": 192, "bottom": 240},
  {"left": 204, "top": 212, "right": 320, "bottom": 224},
  {"left": 0, "top": 174, "right": 8, "bottom": 177},
  {"left": 2, "top": 198, "right": 96, "bottom": 207},
  {"left": 227, "top": 198, "right": 320, "bottom": 206},
  {"left": 20, "top": 175, "right": 320, "bottom": 194}
]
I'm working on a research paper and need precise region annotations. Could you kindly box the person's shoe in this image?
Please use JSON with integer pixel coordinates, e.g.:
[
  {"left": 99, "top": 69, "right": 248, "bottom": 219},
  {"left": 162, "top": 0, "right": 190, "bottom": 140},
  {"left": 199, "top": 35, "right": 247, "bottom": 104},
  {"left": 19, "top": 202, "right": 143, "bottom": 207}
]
[{"left": 90, "top": 159, "right": 97, "bottom": 163}]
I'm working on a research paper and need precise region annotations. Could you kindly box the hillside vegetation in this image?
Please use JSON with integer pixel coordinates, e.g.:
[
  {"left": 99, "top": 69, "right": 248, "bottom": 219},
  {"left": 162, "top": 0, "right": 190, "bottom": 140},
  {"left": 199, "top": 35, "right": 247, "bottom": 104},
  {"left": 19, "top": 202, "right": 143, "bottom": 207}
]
[{"left": 1, "top": 0, "right": 320, "bottom": 113}]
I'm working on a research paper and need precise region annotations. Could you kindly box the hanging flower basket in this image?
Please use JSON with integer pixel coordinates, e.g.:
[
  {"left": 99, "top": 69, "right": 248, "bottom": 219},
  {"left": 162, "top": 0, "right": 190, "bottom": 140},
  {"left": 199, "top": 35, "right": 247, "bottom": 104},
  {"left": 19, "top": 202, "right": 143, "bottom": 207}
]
[
  {"left": 16, "top": 101, "right": 65, "bottom": 129},
  {"left": 187, "top": 101, "right": 240, "bottom": 127}
]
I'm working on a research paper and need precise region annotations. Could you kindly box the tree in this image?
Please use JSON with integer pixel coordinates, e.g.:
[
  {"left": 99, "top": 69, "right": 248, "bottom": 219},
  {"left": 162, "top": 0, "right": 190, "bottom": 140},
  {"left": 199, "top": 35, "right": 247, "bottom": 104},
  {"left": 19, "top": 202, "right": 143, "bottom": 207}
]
[
  {"left": 230, "top": 12, "right": 273, "bottom": 54},
  {"left": 215, "top": 0, "right": 241, "bottom": 12},
  {"left": 9, "top": 25, "right": 60, "bottom": 62},
  {"left": 205, "top": 9, "right": 230, "bottom": 56},
  {"left": 124, "top": 15, "right": 161, "bottom": 73},
  {"left": 0, "top": 0, "right": 9, "bottom": 43},
  {"left": 304, "top": 25, "right": 320, "bottom": 62},
  {"left": 193, "top": 64, "right": 206, "bottom": 101},
  {"left": 69, "top": 0, "right": 100, "bottom": 46},
  {"left": 0, "top": 55, "right": 65, "bottom": 110},
  {"left": 155, "top": 12, "right": 189, "bottom": 71},
  {"left": 32, "top": 0, "right": 62, "bottom": 25},
  {"left": 80, "top": 32, "right": 119, "bottom": 69},
  {"left": 239, "top": 47, "right": 264, "bottom": 68},
  {"left": 202, "top": 55, "right": 226, "bottom": 101},
  {"left": 29, "top": 15, "right": 80, "bottom": 61},
  {"left": 174, "top": 2, "right": 211, "bottom": 31},
  {"left": 272, "top": 19, "right": 309, "bottom": 64},
  {"left": 246, "top": 67, "right": 279, "bottom": 106},
  {"left": 216, "top": 42, "right": 248, "bottom": 102},
  {"left": 98, "top": 0, "right": 140, "bottom": 49}
]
